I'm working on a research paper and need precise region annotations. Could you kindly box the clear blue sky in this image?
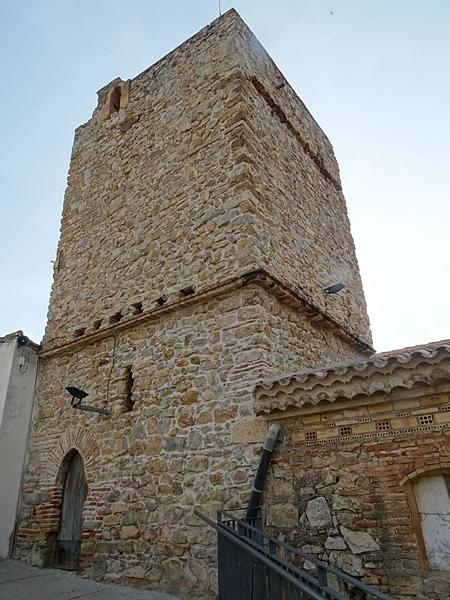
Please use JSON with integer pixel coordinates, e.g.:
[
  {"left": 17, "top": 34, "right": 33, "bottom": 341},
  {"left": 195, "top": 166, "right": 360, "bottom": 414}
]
[{"left": 1, "top": 1, "right": 449, "bottom": 351}]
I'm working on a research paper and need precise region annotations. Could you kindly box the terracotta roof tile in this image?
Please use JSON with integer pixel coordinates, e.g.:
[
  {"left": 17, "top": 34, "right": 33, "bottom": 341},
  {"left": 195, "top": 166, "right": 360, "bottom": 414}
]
[{"left": 255, "top": 339, "right": 450, "bottom": 415}]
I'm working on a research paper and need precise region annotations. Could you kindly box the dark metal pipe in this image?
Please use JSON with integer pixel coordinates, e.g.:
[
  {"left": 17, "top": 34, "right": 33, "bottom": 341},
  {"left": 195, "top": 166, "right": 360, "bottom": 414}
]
[{"left": 245, "top": 423, "right": 280, "bottom": 521}]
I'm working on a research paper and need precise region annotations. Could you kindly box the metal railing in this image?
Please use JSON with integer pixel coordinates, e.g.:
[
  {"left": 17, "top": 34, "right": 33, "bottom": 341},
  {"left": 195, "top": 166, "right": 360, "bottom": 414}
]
[{"left": 195, "top": 508, "right": 395, "bottom": 600}]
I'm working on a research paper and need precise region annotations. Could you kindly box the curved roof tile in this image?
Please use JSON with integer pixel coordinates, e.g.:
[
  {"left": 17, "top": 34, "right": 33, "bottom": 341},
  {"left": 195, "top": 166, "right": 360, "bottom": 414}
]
[{"left": 255, "top": 339, "right": 450, "bottom": 415}]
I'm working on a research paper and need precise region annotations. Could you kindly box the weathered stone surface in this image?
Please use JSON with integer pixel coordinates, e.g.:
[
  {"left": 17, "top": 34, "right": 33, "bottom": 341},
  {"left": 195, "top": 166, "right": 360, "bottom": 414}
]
[
  {"left": 111, "top": 502, "right": 128, "bottom": 513},
  {"left": 121, "top": 526, "right": 139, "bottom": 540},
  {"left": 325, "top": 536, "right": 347, "bottom": 550},
  {"left": 329, "top": 551, "right": 365, "bottom": 577},
  {"left": 267, "top": 503, "right": 298, "bottom": 528},
  {"left": 122, "top": 566, "right": 146, "bottom": 579},
  {"left": 231, "top": 418, "right": 266, "bottom": 443},
  {"left": 14, "top": 8, "right": 376, "bottom": 600},
  {"left": 340, "top": 526, "right": 380, "bottom": 554},
  {"left": 306, "top": 497, "right": 332, "bottom": 528}
]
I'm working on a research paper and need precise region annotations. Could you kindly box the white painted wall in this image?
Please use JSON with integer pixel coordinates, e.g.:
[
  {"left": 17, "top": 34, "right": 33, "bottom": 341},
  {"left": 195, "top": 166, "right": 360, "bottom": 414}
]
[
  {"left": 0, "top": 337, "right": 15, "bottom": 425},
  {"left": 414, "top": 474, "right": 450, "bottom": 571},
  {"left": 0, "top": 333, "right": 38, "bottom": 558}
]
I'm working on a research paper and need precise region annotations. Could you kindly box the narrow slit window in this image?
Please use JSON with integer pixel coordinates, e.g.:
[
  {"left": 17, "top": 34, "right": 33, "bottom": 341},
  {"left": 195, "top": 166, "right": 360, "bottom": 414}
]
[
  {"left": 124, "top": 366, "right": 134, "bottom": 412},
  {"left": 110, "top": 86, "right": 121, "bottom": 115}
]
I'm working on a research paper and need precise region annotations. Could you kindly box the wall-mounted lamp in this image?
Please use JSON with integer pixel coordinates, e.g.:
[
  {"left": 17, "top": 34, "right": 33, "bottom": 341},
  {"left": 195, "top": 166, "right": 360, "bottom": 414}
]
[
  {"left": 324, "top": 282, "right": 346, "bottom": 295},
  {"left": 66, "top": 386, "right": 111, "bottom": 416}
]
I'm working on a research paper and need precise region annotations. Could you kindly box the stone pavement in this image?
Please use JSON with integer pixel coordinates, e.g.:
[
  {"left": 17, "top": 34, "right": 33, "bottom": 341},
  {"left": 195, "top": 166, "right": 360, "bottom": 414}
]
[{"left": 0, "top": 559, "right": 188, "bottom": 600}]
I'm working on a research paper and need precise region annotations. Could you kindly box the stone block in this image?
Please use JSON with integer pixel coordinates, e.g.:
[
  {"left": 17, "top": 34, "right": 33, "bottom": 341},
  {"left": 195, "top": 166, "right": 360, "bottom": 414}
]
[
  {"left": 420, "top": 394, "right": 448, "bottom": 407},
  {"left": 393, "top": 398, "right": 420, "bottom": 410},
  {"left": 123, "top": 566, "right": 146, "bottom": 578},
  {"left": 306, "top": 497, "right": 332, "bottom": 528},
  {"left": 267, "top": 503, "right": 298, "bottom": 528},
  {"left": 329, "top": 551, "right": 364, "bottom": 577},
  {"left": 231, "top": 418, "right": 266, "bottom": 443},
  {"left": 368, "top": 401, "right": 393, "bottom": 415},
  {"left": 353, "top": 422, "right": 376, "bottom": 434},
  {"left": 121, "top": 526, "right": 139, "bottom": 539},
  {"left": 111, "top": 502, "right": 128, "bottom": 513},
  {"left": 302, "top": 414, "right": 321, "bottom": 424},
  {"left": 325, "top": 536, "right": 347, "bottom": 550},
  {"left": 434, "top": 412, "right": 450, "bottom": 424},
  {"left": 340, "top": 526, "right": 380, "bottom": 554}
]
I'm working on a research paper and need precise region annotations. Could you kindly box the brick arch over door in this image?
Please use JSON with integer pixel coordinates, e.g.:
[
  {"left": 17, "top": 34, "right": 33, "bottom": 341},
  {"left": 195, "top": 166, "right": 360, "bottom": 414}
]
[
  {"left": 399, "top": 463, "right": 450, "bottom": 487},
  {"left": 44, "top": 425, "right": 99, "bottom": 486}
]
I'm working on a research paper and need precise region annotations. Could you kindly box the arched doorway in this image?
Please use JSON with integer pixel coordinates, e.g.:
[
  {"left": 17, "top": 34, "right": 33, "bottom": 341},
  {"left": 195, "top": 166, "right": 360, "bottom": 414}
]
[{"left": 53, "top": 450, "right": 87, "bottom": 570}]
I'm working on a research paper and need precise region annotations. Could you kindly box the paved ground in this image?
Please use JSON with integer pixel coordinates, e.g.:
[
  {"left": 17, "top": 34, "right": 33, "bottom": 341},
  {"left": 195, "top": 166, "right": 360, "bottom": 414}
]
[{"left": 0, "top": 559, "right": 186, "bottom": 600}]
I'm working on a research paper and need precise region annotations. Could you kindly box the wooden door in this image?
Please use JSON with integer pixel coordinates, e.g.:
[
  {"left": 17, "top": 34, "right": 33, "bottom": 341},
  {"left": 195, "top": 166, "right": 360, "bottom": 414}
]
[{"left": 54, "top": 451, "right": 87, "bottom": 570}]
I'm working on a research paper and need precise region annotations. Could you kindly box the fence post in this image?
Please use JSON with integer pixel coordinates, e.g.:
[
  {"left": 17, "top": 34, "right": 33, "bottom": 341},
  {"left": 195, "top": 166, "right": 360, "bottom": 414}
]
[{"left": 318, "top": 564, "right": 328, "bottom": 590}]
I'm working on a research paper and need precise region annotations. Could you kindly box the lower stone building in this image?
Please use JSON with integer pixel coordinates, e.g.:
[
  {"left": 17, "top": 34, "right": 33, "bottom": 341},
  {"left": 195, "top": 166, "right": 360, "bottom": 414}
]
[
  {"left": 257, "top": 340, "right": 450, "bottom": 599},
  {"left": 13, "top": 277, "right": 369, "bottom": 597}
]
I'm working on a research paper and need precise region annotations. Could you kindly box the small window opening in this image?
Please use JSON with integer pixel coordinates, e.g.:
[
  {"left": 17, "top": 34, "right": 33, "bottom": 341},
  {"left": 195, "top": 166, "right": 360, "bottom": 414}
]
[
  {"left": 74, "top": 327, "right": 86, "bottom": 338},
  {"left": 55, "top": 249, "right": 65, "bottom": 271},
  {"left": 109, "top": 86, "right": 121, "bottom": 115},
  {"left": 132, "top": 302, "right": 143, "bottom": 315},
  {"left": 124, "top": 366, "right": 134, "bottom": 412},
  {"left": 109, "top": 311, "right": 123, "bottom": 325},
  {"left": 93, "top": 319, "right": 102, "bottom": 331}
]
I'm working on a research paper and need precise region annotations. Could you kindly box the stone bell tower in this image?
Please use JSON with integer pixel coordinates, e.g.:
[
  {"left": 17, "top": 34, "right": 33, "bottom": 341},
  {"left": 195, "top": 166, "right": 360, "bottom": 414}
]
[{"left": 16, "top": 9, "right": 372, "bottom": 597}]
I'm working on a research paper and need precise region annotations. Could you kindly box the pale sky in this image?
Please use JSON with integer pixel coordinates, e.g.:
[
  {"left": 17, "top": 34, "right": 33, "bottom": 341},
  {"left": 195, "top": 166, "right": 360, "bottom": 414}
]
[{"left": 1, "top": 0, "right": 449, "bottom": 352}]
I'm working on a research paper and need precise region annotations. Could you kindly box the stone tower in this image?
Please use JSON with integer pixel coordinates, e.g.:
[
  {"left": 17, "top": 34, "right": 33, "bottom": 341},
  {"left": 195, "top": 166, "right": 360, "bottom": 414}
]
[{"left": 15, "top": 10, "right": 372, "bottom": 597}]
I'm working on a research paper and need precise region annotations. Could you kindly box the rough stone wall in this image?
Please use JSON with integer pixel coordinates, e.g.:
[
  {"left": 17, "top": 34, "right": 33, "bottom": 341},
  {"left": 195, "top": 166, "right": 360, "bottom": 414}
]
[
  {"left": 264, "top": 391, "right": 450, "bottom": 599},
  {"left": 15, "top": 284, "right": 360, "bottom": 597},
  {"left": 44, "top": 9, "right": 370, "bottom": 349},
  {"left": 19, "top": 8, "right": 375, "bottom": 598},
  {"left": 221, "top": 16, "right": 372, "bottom": 344}
]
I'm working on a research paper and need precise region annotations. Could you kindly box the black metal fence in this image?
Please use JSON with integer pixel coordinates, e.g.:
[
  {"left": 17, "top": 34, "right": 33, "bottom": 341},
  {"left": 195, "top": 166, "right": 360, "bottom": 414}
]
[{"left": 195, "top": 508, "right": 395, "bottom": 600}]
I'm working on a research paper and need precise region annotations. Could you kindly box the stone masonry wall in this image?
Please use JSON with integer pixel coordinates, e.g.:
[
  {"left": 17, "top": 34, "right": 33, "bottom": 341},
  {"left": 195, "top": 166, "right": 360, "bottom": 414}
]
[
  {"left": 15, "top": 284, "right": 361, "bottom": 597},
  {"left": 264, "top": 391, "right": 450, "bottom": 599},
  {"left": 20, "top": 9, "right": 375, "bottom": 598},
  {"left": 44, "top": 9, "right": 371, "bottom": 349},
  {"left": 215, "top": 15, "right": 372, "bottom": 344}
]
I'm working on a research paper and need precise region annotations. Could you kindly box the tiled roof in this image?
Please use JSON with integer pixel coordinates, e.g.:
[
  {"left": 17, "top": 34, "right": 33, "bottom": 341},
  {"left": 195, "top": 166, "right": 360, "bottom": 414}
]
[{"left": 254, "top": 339, "right": 450, "bottom": 415}]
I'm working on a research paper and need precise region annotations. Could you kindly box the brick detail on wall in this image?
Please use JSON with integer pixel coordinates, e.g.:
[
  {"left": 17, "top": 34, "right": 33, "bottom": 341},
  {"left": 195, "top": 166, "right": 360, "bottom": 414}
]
[
  {"left": 264, "top": 392, "right": 450, "bottom": 599},
  {"left": 45, "top": 425, "right": 99, "bottom": 485}
]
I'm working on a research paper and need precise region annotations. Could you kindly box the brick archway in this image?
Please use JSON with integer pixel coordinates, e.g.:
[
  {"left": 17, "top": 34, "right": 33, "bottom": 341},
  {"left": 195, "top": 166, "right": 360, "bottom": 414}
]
[
  {"left": 399, "top": 462, "right": 450, "bottom": 487},
  {"left": 14, "top": 426, "right": 100, "bottom": 569},
  {"left": 44, "top": 425, "right": 99, "bottom": 486}
]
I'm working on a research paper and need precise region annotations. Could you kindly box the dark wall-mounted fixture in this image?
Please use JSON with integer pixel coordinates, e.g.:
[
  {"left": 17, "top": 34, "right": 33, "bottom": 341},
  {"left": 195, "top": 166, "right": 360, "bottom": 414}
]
[
  {"left": 324, "top": 282, "right": 346, "bottom": 295},
  {"left": 17, "top": 335, "right": 30, "bottom": 347},
  {"left": 66, "top": 386, "right": 111, "bottom": 416}
]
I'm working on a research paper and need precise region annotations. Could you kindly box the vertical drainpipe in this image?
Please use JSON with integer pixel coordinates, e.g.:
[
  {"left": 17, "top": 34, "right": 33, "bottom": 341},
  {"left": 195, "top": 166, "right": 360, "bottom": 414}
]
[{"left": 245, "top": 423, "right": 281, "bottom": 522}]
